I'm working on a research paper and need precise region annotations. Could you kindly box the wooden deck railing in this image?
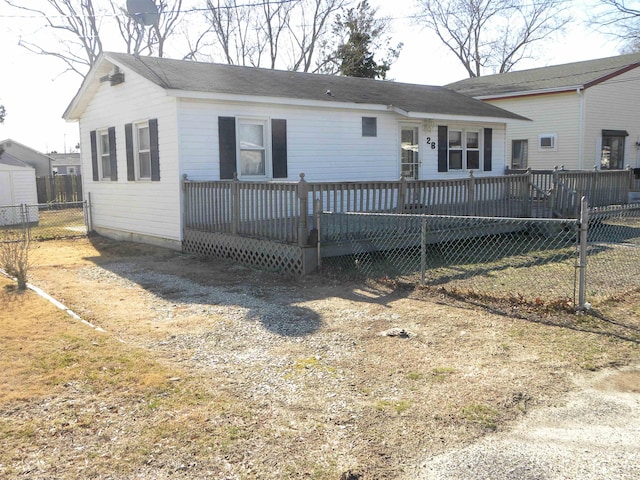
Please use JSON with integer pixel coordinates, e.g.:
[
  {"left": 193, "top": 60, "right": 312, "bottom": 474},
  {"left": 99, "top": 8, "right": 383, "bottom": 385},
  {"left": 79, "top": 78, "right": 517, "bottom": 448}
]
[
  {"left": 183, "top": 176, "right": 303, "bottom": 244},
  {"left": 183, "top": 168, "right": 634, "bottom": 246},
  {"left": 507, "top": 166, "right": 634, "bottom": 215},
  {"left": 184, "top": 173, "right": 533, "bottom": 245}
]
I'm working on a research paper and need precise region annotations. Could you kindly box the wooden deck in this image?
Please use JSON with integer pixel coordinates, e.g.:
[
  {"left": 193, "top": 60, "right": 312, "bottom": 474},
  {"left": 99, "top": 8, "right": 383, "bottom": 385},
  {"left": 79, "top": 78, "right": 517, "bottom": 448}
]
[{"left": 181, "top": 168, "right": 636, "bottom": 270}]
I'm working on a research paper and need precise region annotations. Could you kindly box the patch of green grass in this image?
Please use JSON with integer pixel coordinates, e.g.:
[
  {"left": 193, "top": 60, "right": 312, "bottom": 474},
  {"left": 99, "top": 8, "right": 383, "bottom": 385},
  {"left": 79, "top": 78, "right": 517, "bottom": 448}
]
[
  {"left": 374, "top": 399, "right": 412, "bottom": 414},
  {"left": 429, "top": 366, "right": 456, "bottom": 382},
  {"left": 284, "top": 356, "right": 337, "bottom": 378},
  {"left": 461, "top": 403, "right": 499, "bottom": 431}
]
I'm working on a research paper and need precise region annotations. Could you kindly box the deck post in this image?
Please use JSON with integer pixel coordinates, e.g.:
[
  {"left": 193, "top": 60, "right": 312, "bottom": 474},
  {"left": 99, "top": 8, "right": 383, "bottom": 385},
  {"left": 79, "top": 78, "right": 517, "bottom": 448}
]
[
  {"left": 524, "top": 168, "right": 533, "bottom": 217},
  {"left": 181, "top": 174, "right": 188, "bottom": 231},
  {"left": 231, "top": 174, "right": 239, "bottom": 235},
  {"left": 397, "top": 174, "right": 407, "bottom": 213},
  {"left": 297, "top": 173, "right": 309, "bottom": 246},
  {"left": 549, "top": 166, "right": 559, "bottom": 217},
  {"left": 467, "top": 171, "right": 476, "bottom": 215},
  {"left": 314, "top": 198, "right": 322, "bottom": 268}
]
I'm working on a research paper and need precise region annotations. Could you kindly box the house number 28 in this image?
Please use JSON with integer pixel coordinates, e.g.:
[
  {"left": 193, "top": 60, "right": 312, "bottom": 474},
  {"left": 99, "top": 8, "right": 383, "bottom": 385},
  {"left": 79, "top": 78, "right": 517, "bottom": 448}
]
[{"left": 425, "top": 137, "right": 437, "bottom": 149}]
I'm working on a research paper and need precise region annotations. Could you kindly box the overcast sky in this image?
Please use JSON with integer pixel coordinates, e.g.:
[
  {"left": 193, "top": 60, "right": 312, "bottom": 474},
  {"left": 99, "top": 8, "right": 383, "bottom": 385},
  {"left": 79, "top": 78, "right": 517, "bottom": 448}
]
[{"left": 0, "top": 0, "right": 622, "bottom": 155}]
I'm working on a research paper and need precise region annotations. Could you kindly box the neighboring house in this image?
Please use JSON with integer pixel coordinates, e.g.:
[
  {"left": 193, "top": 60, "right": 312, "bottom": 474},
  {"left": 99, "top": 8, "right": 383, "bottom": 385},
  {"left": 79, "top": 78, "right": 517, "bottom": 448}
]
[
  {"left": 0, "top": 152, "right": 39, "bottom": 225},
  {"left": 62, "top": 52, "right": 525, "bottom": 250},
  {"left": 0, "top": 139, "right": 52, "bottom": 177},
  {"left": 447, "top": 53, "right": 640, "bottom": 171},
  {"left": 48, "top": 152, "right": 82, "bottom": 175}
]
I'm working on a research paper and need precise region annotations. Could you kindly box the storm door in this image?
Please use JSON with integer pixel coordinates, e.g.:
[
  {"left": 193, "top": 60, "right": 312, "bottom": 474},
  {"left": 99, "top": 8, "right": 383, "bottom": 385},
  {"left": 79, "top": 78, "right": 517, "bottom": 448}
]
[
  {"left": 400, "top": 126, "right": 420, "bottom": 180},
  {"left": 601, "top": 130, "right": 628, "bottom": 170}
]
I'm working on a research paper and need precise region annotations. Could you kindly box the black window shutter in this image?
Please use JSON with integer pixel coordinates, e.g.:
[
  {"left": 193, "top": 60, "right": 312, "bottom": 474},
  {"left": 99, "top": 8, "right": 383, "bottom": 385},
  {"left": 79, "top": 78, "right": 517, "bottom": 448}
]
[
  {"left": 90, "top": 130, "right": 99, "bottom": 181},
  {"left": 271, "top": 119, "right": 287, "bottom": 179},
  {"left": 218, "top": 116, "right": 236, "bottom": 180},
  {"left": 149, "top": 118, "right": 160, "bottom": 181},
  {"left": 438, "top": 125, "right": 448, "bottom": 173},
  {"left": 125, "top": 123, "right": 135, "bottom": 181},
  {"left": 108, "top": 126, "right": 118, "bottom": 181},
  {"left": 483, "top": 128, "right": 493, "bottom": 171}
]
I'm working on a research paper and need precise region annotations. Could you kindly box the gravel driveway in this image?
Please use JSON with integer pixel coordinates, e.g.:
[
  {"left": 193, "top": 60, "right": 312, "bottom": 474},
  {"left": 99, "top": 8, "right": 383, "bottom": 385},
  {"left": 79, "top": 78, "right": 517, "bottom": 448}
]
[{"left": 414, "top": 367, "right": 640, "bottom": 479}]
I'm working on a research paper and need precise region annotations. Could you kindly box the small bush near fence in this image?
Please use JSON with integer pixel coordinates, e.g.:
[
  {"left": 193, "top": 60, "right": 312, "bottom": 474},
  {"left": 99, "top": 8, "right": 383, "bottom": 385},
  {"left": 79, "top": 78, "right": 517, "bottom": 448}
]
[
  {"left": 320, "top": 205, "right": 640, "bottom": 308},
  {"left": 0, "top": 202, "right": 88, "bottom": 241}
]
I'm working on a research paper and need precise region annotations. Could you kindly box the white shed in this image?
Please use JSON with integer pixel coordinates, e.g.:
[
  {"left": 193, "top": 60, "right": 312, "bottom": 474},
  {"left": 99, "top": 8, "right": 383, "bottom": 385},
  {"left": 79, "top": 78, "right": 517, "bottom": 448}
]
[{"left": 0, "top": 153, "right": 39, "bottom": 226}]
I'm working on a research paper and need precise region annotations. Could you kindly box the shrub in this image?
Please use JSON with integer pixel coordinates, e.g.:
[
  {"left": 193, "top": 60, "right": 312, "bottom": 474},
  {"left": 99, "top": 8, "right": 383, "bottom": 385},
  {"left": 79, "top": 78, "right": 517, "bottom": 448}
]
[{"left": 0, "top": 228, "right": 31, "bottom": 290}]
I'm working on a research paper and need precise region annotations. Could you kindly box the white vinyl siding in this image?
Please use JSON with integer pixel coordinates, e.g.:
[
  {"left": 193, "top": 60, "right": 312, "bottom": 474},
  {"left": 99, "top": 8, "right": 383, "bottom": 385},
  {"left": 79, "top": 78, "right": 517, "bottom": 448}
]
[
  {"left": 78, "top": 64, "right": 181, "bottom": 244},
  {"left": 178, "top": 100, "right": 507, "bottom": 182},
  {"left": 178, "top": 100, "right": 400, "bottom": 182},
  {"left": 584, "top": 68, "right": 640, "bottom": 169},
  {"left": 489, "top": 92, "right": 581, "bottom": 170}
]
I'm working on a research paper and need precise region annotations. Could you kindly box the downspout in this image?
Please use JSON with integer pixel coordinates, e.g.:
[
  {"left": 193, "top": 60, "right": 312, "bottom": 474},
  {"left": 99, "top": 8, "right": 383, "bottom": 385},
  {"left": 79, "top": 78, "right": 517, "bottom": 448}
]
[{"left": 577, "top": 87, "right": 585, "bottom": 169}]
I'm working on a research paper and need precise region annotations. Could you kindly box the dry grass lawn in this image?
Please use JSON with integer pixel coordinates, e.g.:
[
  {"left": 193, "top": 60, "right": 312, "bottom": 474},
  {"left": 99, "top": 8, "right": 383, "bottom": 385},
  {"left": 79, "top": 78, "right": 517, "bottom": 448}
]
[{"left": 1, "top": 236, "right": 639, "bottom": 479}]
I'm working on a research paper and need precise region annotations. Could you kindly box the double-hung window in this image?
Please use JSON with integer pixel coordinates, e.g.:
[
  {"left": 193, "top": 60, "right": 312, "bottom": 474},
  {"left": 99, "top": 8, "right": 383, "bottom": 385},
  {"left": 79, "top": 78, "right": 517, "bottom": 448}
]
[
  {"left": 218, "top": 116, "right": 287, "bottom": 180},
  {"left": 99, "top": 130, "right": 112, "bottom": 180},
  {"left": 238, "top": 119, "right": 267, "bottom": 178},
  {"left": 90, "top": 127, "right": 116, "bottom": 182},
  {"left": 448, "top": 130, "right": 463, "bottom": 169},
  {"left": 125, "top": 118, "right": 160, "bottom": 182},
  {"left": 448, "top": 129, "right": 480, "bottom": 170},
  {"left": 136, "top": 122, "right": 151, "bottom": 179},
  {"left": 466, "top": 131, "right": 480, "bottom": 169},
  {"left": 438, "top": 126, "right": 492, "bottom": 173}
]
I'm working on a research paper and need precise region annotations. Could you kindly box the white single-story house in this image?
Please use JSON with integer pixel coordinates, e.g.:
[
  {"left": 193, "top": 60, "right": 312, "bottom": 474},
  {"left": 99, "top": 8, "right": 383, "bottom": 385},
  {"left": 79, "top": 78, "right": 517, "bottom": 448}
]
[
  {"left": 63, "top": 52, "right": 526, "bottom": 250},
  {"left": 446, "top": 53, "right": 640, "bottom": 172},
  {"left": 0, "top": 152, "right": 39, "bottom": 226}
]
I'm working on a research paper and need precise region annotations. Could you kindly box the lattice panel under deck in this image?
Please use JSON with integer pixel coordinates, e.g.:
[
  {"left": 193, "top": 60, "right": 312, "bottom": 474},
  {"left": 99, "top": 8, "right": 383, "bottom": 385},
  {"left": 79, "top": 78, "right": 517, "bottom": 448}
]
[{"left": 183, "top": 229, "right": 304, "bottom": 275}]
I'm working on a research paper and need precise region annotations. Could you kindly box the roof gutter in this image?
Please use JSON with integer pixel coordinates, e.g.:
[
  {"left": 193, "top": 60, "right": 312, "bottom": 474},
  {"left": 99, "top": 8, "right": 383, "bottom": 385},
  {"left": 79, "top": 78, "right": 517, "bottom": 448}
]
[
  {"left": 474, "top": 85, "right": 585, "bottom": 101},
  {"left": 165, "top": 88, "right": 393, "bottom": 112},
  {"left": 388, "top": 105, "right": 529, "bottom": 123}
]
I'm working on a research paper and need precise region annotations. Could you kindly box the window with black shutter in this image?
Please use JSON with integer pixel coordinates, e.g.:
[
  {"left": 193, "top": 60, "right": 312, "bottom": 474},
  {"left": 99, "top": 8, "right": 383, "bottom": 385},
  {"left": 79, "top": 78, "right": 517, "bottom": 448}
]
[{"left": 218, "top": 116, "right": 288, "bottom": 180}]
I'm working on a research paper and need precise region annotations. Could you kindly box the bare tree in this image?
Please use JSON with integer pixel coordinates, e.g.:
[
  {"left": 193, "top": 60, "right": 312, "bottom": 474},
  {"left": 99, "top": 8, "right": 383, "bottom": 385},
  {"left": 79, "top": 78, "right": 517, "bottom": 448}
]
[
  {"left": 203, "top": 0, "right": 350, "bottom": 72},
  {"left": 3, "top": 0, "right": 194, "bottom": 77},
  {"left": 114, "top": 0, "right": 185, "bottom": 57},
  {"left": 4, "top": 0, "right": 103, "bottom": 77},
  {"left": 288, "top": 0, "right": 347, "bottom": 72},
  {"left": 591, "top": 0, "right": 640, "bottom": 52},
  {"left": 415, "top": 0, "right": 571, "bottom": 77}
]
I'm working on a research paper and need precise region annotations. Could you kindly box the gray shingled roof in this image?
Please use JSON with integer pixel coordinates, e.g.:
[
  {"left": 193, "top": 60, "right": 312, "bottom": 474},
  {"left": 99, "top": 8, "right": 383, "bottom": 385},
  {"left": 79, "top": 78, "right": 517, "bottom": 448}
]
[
  {"left": 446, "top": 52, "right": 640, "bottom": 97},
  {"left": 102, "top": 52, "right": 525, "bottom": 120},
  {"left": 0, "top": 151, "right": 31, "bottom": 168}
]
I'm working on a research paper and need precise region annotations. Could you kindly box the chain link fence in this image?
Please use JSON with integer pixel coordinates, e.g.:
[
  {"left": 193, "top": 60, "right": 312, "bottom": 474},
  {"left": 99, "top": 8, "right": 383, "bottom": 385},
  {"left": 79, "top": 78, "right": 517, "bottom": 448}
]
[
  {"left": 0, "top": 202, "right": 89, "bottom": 241},
  {"left": 583, "top": 205, "right": 640, "bottom": 304},
  {"left": 319, "top": 203, "right": 640, "bottom": 308}
]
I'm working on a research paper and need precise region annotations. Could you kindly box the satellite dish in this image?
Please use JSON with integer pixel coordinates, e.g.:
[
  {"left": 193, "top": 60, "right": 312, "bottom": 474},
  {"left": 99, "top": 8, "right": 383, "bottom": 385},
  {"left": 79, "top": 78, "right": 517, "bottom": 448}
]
[{"left": 126, "top": 0, "right": 160, "bottom": 26}]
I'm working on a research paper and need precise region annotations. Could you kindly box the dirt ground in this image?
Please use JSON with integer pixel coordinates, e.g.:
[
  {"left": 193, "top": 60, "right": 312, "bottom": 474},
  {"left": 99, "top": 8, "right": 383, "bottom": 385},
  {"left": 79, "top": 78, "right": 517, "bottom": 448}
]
[{"left": 1, "top": 235, "right": 639, "bottom": 479}]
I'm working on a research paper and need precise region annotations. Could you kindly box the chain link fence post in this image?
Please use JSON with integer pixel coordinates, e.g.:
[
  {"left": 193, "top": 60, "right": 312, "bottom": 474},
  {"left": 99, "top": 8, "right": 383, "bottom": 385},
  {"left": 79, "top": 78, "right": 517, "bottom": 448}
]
[
  {"left": 420, "top": 217, "right": 427, "bottom": 285},
  {"left": 577, "top": 196, "right": 589, "bottom": 309}
]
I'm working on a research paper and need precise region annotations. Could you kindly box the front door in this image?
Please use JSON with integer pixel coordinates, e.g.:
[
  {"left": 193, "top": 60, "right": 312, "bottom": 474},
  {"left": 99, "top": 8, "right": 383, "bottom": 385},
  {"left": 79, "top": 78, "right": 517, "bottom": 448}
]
[
  {"left": 601, "top": 131, "right": 627, "bottom": 170},
  {"left": 401, "top": 126, "right": 420, "bottom": 180}
]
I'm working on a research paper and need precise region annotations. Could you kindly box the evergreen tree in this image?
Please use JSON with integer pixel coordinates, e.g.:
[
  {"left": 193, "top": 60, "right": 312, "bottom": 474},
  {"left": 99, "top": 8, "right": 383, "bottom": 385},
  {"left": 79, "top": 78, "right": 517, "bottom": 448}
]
[{"left": 331, "top": 1, "right": 402, "bottom": 79}]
